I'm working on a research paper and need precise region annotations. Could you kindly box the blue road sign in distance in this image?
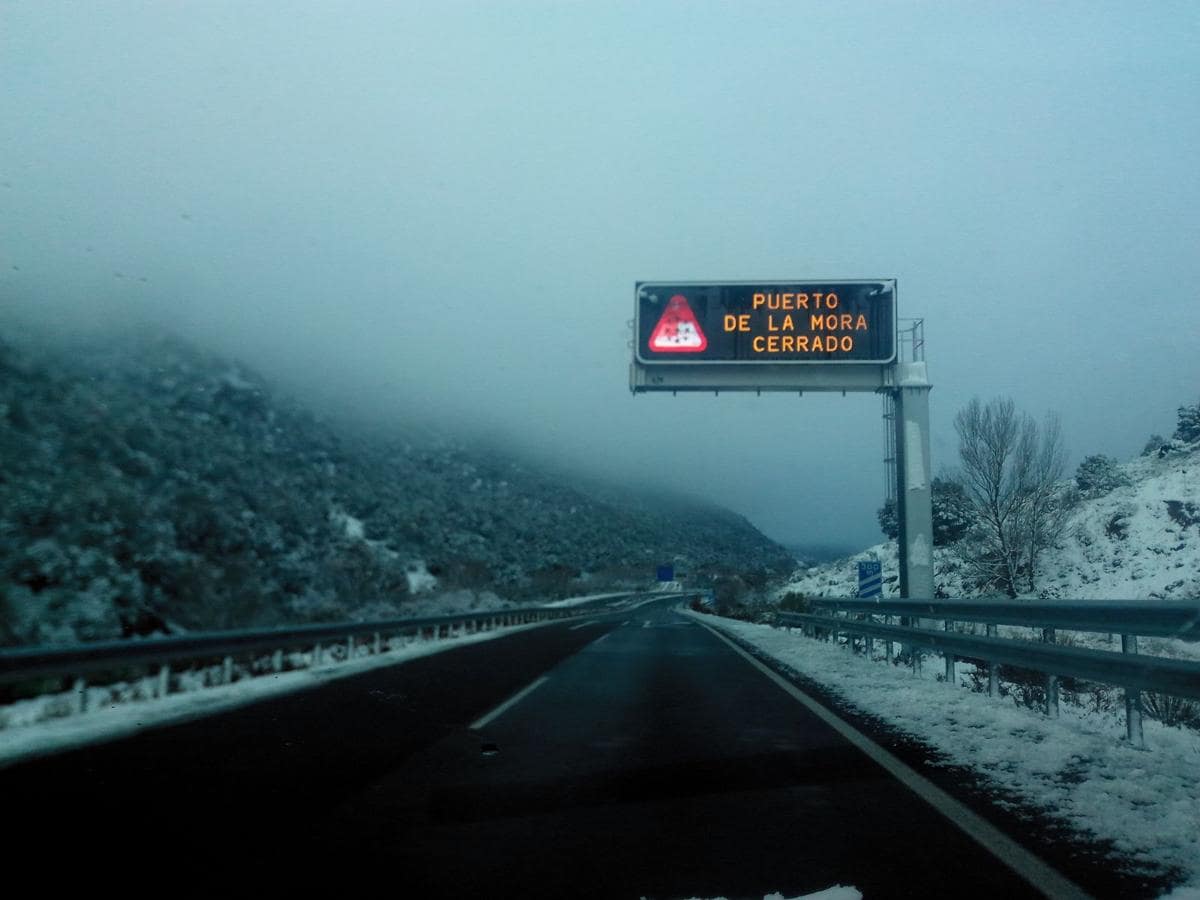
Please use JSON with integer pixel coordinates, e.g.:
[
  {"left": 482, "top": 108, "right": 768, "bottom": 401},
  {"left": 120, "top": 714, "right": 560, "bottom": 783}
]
[{"left": 857, "top": 560, "right": 883, "bottom": 598}]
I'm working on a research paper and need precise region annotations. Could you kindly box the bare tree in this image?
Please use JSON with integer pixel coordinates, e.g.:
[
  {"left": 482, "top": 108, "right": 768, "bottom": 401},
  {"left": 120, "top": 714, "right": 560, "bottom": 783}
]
[
  {"left": 1016, "top": 412, "right": 1072, "bottom": 592},
  {"left": 953, "top": 397, "right": 1069, "bottom": 596}
]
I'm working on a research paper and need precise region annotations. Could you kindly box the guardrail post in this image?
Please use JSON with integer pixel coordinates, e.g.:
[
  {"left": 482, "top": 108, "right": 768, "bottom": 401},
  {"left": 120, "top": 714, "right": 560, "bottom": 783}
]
[
  {"left": 944, "top": 620, "right": 955, "bottom": 684},
  {"left": 986, "top": 625, "right": 998, "bottom": 697},
  {"left": 346, "top": 634, "right": 354, "bottom": 661},
  {"left": 156, "top": 665, "right": 170, "bottom": 698},
  {"left": 314, "top": 642, "right": 323, "bottom": 665},
  {"left": 886, "top": 615, "right": 894, "bottom": 662},
  {"left": 906, "top": 618, "right": 923, "bottom": 674},
  {"left": 899, "top": 615, "right": 922, "bottom": 673},
  {"left": 865, "top": 615, "right": 874, "bottom": 658},
  {"left": 73, "top": 677, "right": 88, "bottom": 714},
  {"left": 272, "top": 649, "right": 284, "bottom": 673},
  {"left": 1042, "top": 628, "right": 1059, "bottom": 717},
  {"left": 222, "top": 656, "right": 233, "bottom": 685},
  {"left": 1122, "top": 635, "right": 1144, "bottom": 748},
  {"left": 373, "top": 632, "right": 381, "bottom": 655}
]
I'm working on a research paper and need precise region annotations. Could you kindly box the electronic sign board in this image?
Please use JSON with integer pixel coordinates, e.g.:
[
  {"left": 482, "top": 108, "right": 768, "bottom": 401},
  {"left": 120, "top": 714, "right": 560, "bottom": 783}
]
[{"left": 635, "top": 280, "right": 896, "bottom": 365}]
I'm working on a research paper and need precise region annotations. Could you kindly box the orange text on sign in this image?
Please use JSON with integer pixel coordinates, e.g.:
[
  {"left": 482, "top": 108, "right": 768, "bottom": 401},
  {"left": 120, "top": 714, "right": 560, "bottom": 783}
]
[
  {"left": 751, "top": 292, "right": 839, "bottom": 310},
  {"left": 752, "top": 335, "right": 855, "bottom": 353}
]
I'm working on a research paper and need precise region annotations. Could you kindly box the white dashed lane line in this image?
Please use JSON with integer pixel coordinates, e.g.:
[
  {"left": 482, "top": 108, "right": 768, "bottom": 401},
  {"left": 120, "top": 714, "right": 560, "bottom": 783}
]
[{"left": 469, "top": 676, "right": 550, "bottom": 731}]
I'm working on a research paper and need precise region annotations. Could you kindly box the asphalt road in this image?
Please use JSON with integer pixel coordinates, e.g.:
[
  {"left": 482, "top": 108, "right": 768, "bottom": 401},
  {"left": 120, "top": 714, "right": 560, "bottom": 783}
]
[{"left": 1, "top": 599, "right": 1145, "bottom": 897}]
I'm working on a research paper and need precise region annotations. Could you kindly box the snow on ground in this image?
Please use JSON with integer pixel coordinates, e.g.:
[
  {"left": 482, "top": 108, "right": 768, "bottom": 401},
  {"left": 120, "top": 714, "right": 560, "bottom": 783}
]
[
  {"left": 0, "top": 616, "right": 560, "bottom": 769},
  {"left": 393, "top": 587, "right": 509, "bottom": 618},
  {"left": 686, "top": 610, "right": 1200, "bottom": 896},
  {"left": 543, "top": 588, "right": 680, "bottom": 608},
  {"left": 687, "top": 890, "right": 860, "bottom": 900},
  {"left": 1045, "top": 449, "right": 1200, "bottom": 602},
  {"left": 330, "top": 509, "right": 366, "bottom": 540},
  {"left": 778, "top": 444, "right": 1200, "bottom": 607},
  {"left": 544, "top": 591, "right": 637, "bottom": 608},
  {"left": 404, "top": 559, "right": 439, "bottom": 594}
]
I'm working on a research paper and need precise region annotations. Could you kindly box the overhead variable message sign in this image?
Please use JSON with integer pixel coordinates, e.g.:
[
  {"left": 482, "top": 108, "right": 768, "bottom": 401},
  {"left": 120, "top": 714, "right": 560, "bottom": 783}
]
[{"left": 635, "top": 280, "right": 896, "bottom": 365}]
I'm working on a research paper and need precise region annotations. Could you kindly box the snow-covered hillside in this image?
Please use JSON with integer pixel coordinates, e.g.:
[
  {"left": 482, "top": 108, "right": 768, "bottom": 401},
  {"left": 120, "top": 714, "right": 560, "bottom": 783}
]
[
  {"left": 0, "top": 331, "right": 793, "bottom": 646},
  {"left": 778, "top": 442, "right": 1200, "bottom": 603}
]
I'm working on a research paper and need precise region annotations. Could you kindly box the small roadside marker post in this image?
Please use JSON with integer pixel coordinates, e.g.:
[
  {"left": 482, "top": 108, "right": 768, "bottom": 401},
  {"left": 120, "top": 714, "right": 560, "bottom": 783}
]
[{"left": 858, "top": 560, "right": 882, "bottom": 657}]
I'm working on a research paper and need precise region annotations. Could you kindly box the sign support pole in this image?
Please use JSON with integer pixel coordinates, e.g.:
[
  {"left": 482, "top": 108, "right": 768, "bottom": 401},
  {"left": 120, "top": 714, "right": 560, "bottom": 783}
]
[{"left": 892, "top": 362, "right": 934, "bottom": 601}]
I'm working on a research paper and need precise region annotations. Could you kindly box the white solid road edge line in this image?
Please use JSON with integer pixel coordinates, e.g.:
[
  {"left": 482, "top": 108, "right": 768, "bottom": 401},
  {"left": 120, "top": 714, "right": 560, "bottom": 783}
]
[
  {"left": 697, "top": 621, "right": 1094, "bottom": 900},
  {"left": 469, "top": 676, "right": 550, "bottom": 732},
  {"left": 568, "top": 620, "right": 599, "bottom": 630}
]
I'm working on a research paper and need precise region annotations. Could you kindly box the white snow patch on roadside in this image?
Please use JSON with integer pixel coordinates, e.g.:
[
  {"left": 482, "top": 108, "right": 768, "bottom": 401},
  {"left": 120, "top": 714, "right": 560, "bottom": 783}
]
[
  {"left": 686, "top": 611, "right": 1200, "bottom": 896},
  {"left": 686, "top": 888, "right": 860, "bottom": 900},
  {"left": 329, "top": 509, "right": 365, "bottom": 540},
  {"left": 544, "top": 592, "right": 632, "bottom": 608},
  {"left": 790, "top": 889, "right": 861, "bottom": 900},
  {"left": 0, "top": 618, "right": 554, "bottom": 769},
  {"left": 405, "top": 560, "right": 438, "bottom": 594}
]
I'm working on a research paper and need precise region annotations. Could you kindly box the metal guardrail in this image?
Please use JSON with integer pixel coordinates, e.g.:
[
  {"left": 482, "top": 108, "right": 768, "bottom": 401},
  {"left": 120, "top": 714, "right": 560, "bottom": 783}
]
[
  {"left": 776, "top": 598, "right": 1200, "bottom": 748},
  {"left": 0, "top": 591, "right": 665, "bottom": 707},
  {"left": 800, "top": 597, "right": 1200, "bottom": 639}
]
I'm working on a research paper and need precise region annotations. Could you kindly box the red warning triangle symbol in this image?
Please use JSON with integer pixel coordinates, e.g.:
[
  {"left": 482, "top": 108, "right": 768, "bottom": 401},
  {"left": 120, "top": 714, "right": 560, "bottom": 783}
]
[{"left": 648, "top": 294, "right": 708, "bottom": 353}]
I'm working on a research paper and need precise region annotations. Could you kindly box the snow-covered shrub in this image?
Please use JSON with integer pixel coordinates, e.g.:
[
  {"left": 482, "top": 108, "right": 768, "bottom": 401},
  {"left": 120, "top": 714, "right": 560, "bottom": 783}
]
[
  {"left": 932, "top": 477, "right": 974, "bottom": 545},
  {"left": 1175, "top": 399, "right": 1200, "bottom": 443},
  {"left": 777, "top": 592, "right": 810, "bottom": 612},
  {"left": 1074, "top": 454, "right": 1130, "bottom": 497},
  {"left": 877, "top": 481, "right": 976, "bottom": 546},
  {"left": 876, "top": 500, "right": 898, "bottom": 540},
  {"left": 286, "top": 587, "right": 346, "bottom": 622},
  {"left": 1105, "top": 508, "right": 1133, "bottom": 541},
  {"left": 1142, "top": 692, "right": 1200, "bottom": 730},
  {"left": 1140, "top": 433, "right": 1166, "bottom": 456},
  {"left": 1165, "top": 500, "right": 1200, "bottom": 529},
  {"left": 713, "top": 574, "right": 747, "bottom": 609}
]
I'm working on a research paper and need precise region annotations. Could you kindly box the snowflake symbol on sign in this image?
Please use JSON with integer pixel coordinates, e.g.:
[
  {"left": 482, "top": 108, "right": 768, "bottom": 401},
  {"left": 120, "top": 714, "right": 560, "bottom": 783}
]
[{"left": 649, "top": 294, "right": 708, "bottom": 353}]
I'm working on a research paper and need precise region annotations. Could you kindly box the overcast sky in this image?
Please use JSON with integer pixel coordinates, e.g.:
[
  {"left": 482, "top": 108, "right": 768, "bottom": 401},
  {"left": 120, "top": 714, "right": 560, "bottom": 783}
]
[{"left": 2, "top": 1, "right": 1197, "bottom": 551}]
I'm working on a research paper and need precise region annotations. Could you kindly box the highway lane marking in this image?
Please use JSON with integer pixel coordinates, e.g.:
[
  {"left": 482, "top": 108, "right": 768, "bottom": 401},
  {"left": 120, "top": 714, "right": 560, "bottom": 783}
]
[
  {"left": 569, "top": 620, "right": 600, "bottom": 630},
  {"left": 622, "top": 620, "right": 631, "bottom": 627},
  {"left": 469, "top": 676, "right": 550, "bottom": 731},
  {"left": 697, "top": 621, "right": 1094, "bottom": 900},
  {"left": 590, "top": 632, "right": 611, "bottom": 647}
]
